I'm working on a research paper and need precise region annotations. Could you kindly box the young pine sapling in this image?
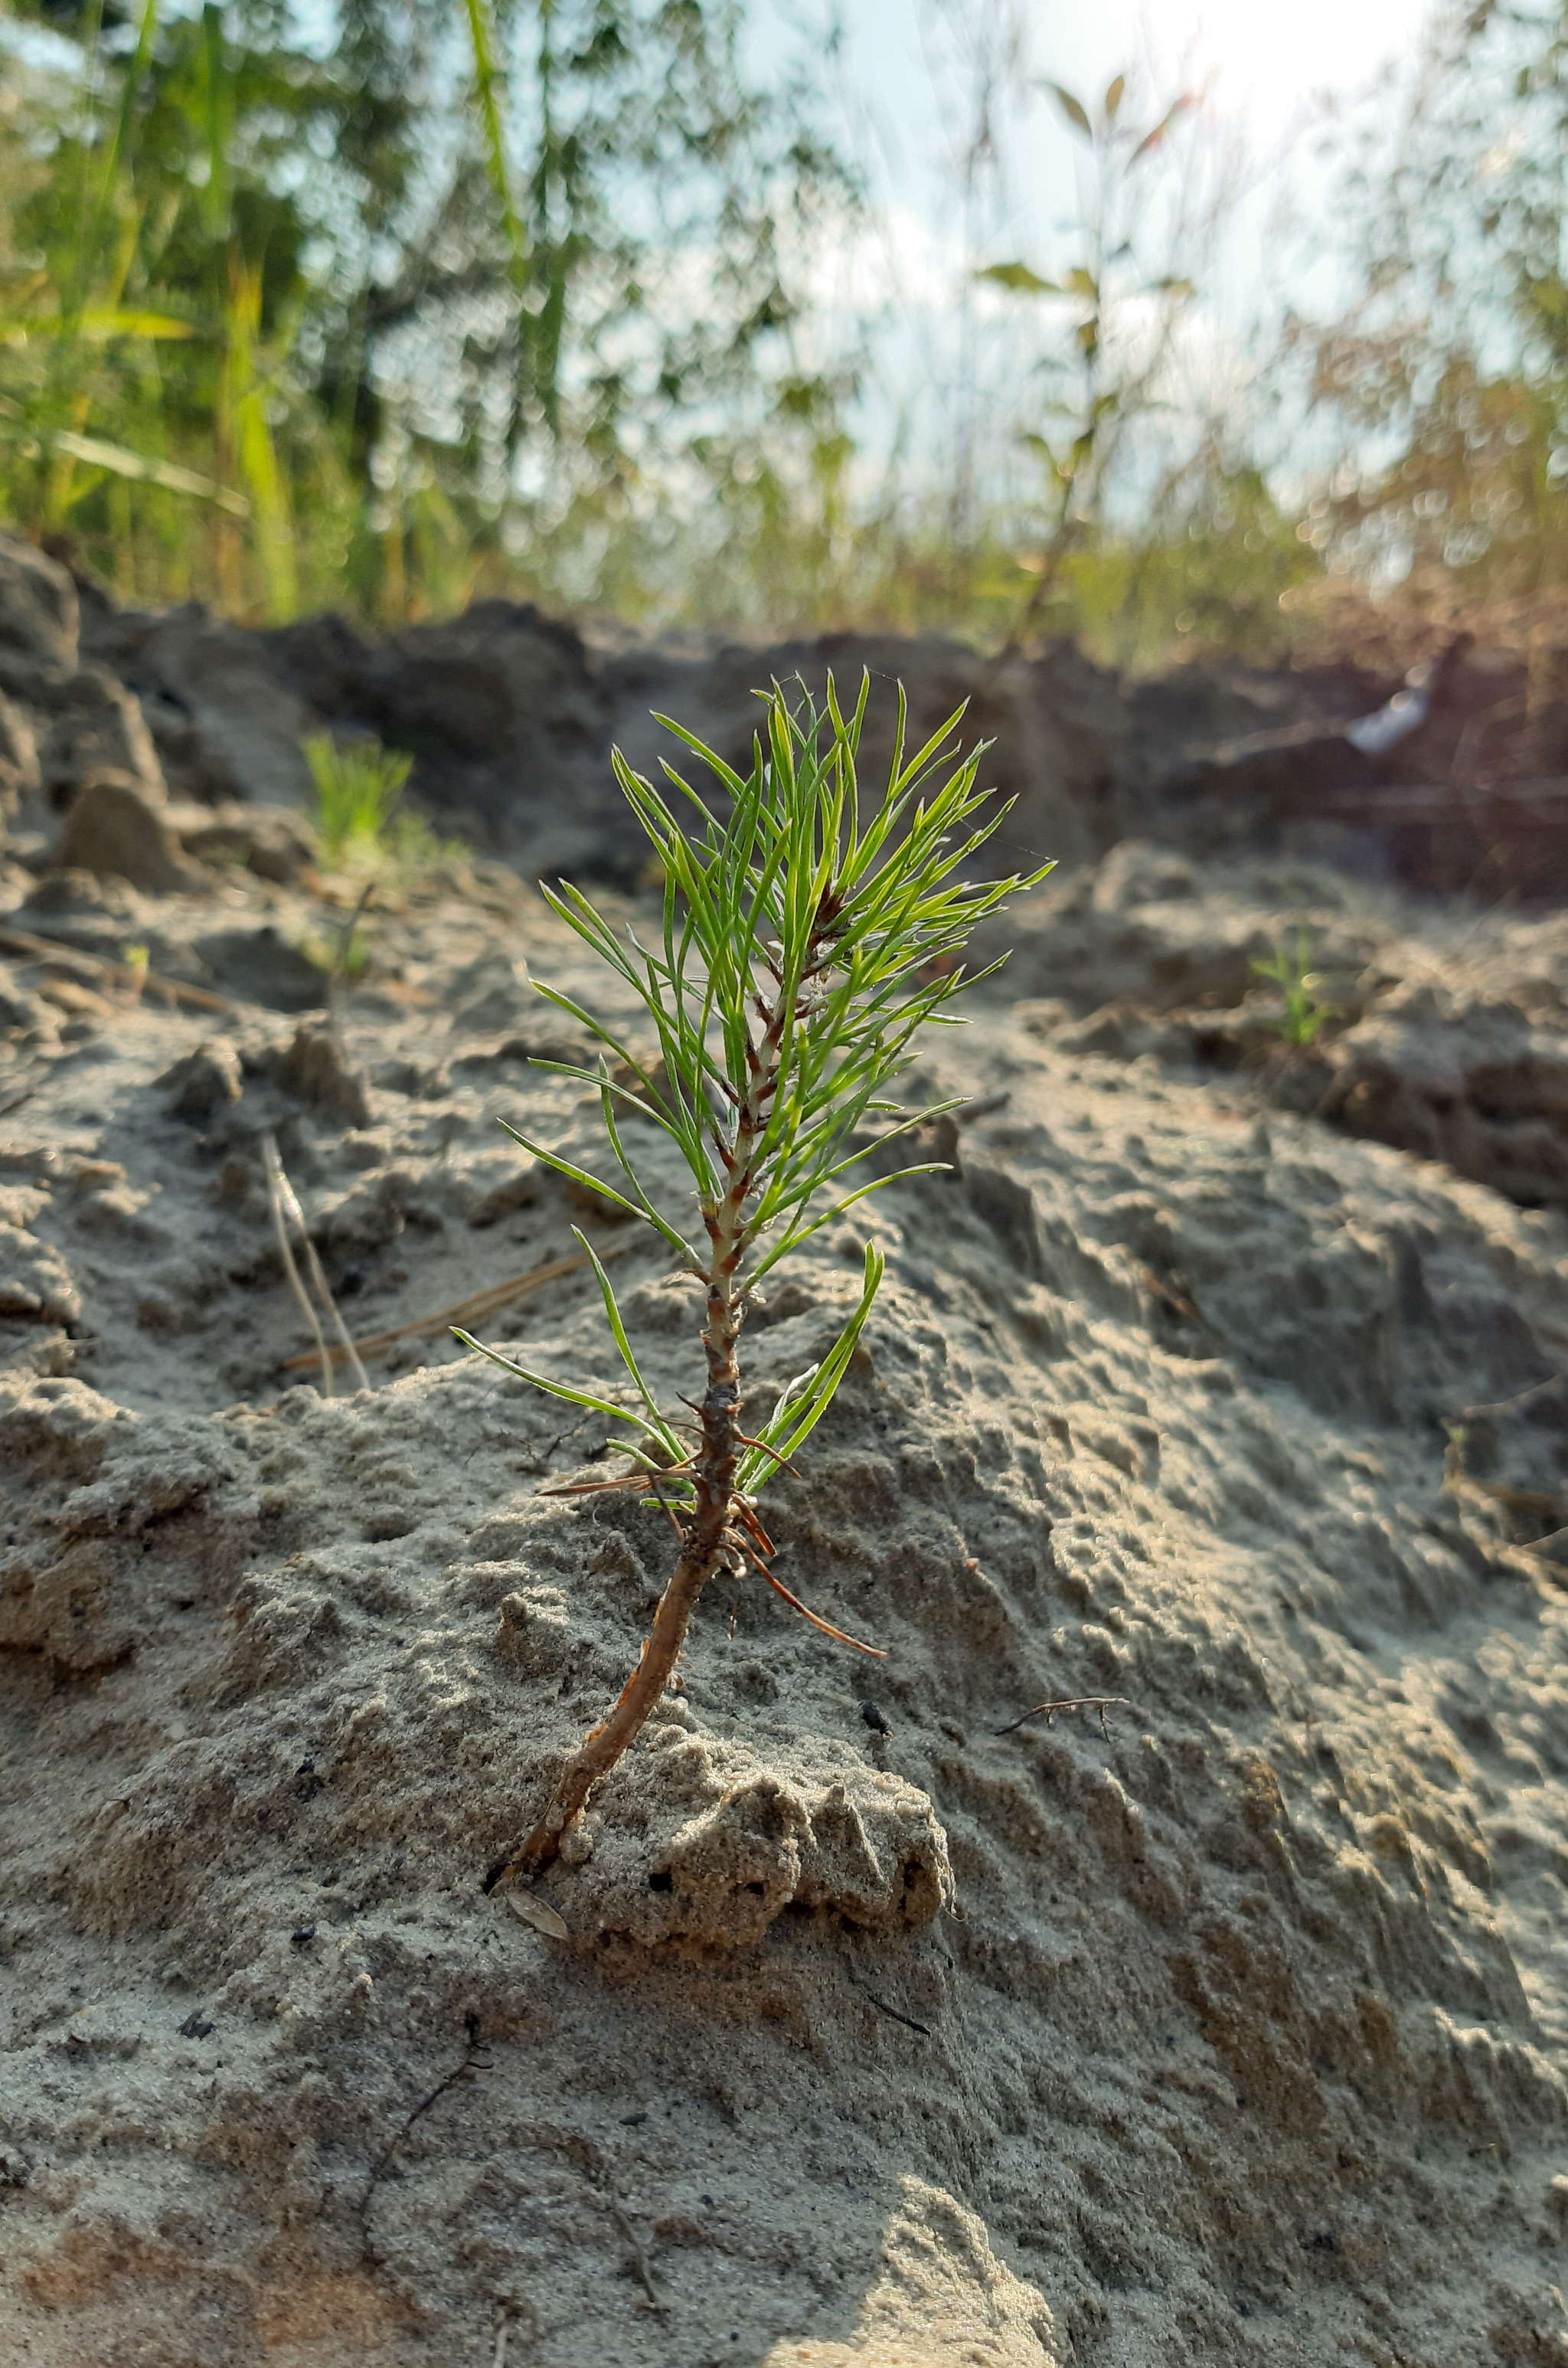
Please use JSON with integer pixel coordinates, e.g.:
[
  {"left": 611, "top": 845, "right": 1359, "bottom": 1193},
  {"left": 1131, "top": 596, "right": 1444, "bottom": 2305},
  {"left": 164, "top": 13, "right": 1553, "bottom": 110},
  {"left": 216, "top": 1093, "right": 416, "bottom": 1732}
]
[
  {"left": 1252, "top": 929, "right": 1338, "bottom": 1048},
  {"left": 462, "top": 678, "right": 1052, "bottom": 1889}
]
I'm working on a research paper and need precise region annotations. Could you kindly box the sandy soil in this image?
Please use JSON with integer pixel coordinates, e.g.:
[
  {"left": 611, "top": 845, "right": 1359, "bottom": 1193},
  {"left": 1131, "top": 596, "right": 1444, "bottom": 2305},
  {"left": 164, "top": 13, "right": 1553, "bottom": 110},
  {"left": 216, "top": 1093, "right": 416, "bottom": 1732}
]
[{"left": 2, "top": 806, "right": 1568, "bottom": 2368}]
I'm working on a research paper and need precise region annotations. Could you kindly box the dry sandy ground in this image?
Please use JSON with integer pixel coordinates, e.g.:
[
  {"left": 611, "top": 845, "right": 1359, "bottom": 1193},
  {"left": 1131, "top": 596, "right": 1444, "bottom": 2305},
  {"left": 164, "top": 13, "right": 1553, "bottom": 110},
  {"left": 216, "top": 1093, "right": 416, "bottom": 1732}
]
[{"left": 3, "top": 831, "right": 1568, "bottom": 2368}]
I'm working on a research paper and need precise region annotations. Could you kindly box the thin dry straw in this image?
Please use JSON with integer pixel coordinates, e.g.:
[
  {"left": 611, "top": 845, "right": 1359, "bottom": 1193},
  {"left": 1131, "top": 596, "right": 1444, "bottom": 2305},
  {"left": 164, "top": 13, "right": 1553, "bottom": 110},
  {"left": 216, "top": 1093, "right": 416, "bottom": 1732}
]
[
  {"left": 263, "top": 1132, "right": 330, "bottom": 1392},
  {"left": 262, "top": 1131, "right": 371, "bottom": 1394},
  {"left": 276, "top": 1242, "right": 628, "bottom": 1372}
]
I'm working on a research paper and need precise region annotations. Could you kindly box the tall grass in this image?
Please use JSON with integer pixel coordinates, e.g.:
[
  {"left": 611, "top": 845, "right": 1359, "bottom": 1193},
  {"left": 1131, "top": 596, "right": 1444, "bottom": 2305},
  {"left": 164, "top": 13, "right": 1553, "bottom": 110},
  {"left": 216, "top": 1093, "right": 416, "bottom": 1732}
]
[
  {"left": 0, "top": 0, "right": 861, "bottom": 630},
  {"left": 2, "top": 4, "right": 358, "bottom": 619},
  {"left": 2, "top": 0, "right": 1559, "bottom": 657}
]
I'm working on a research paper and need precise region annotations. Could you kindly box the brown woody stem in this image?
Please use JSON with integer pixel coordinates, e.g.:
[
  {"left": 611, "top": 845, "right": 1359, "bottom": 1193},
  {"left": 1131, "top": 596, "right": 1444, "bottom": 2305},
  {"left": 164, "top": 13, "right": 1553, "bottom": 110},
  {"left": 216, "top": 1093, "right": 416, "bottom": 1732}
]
[{"left": 482, "top": 1534, "right": 728, "bottom": 1889}]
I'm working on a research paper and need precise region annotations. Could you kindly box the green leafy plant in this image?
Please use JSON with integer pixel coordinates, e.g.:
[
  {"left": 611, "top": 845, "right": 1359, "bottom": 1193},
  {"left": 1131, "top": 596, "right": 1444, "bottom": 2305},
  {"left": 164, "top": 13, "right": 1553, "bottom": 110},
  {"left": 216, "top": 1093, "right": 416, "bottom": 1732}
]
[
  {"left": 1252, "top": 931, "right": 1338, "bottom": 1048},
  {"left": 462, "top": 675, "right": 1053, "bottom": 1886},
  {"left": 302, "top": 735, "right": 413, "bottom": 865},
  {"left": 976, "top": 70, "right": 1197, "bottom": 646}
]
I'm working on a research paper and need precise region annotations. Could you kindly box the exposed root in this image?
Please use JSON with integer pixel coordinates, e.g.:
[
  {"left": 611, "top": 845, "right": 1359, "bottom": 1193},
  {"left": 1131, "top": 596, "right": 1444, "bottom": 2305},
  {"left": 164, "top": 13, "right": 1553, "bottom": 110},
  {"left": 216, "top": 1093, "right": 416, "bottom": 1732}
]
[{"left": 736, "top": 1538, "right": 887, "bottom": 1658}]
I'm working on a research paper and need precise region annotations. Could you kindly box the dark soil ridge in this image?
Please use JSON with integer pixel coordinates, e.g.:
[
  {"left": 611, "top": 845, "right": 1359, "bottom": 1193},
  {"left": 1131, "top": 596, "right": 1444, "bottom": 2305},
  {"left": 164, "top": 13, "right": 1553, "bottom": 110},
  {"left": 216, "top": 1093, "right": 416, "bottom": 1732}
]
[{"left": 54, "top": 548, "right": 1568, "bottom": 893}]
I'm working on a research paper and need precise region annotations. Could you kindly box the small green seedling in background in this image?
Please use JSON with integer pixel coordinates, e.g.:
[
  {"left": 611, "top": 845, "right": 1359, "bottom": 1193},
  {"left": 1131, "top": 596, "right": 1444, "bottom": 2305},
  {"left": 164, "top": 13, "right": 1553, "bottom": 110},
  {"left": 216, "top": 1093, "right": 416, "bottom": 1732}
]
[
  {"left": 302, "top": 734, "right": 413, "bottom": 864},
  {"left": 464, "top": 674, "right": 1054, "bottom": 1889},
  {"left": 1252, "top": 931, "right": 1338, "bottom": 1048},
  {"left": 301, "top": 733, "right": 467, "bottom": 885},
  {"left": 121, "top": 944, "right": 149, "bottom": 1004}
]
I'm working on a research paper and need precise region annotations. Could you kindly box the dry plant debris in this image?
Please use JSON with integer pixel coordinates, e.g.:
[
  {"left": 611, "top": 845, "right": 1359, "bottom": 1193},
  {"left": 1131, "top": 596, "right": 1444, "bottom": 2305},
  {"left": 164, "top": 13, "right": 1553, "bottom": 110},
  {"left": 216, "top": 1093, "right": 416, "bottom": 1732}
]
[
  {"left": 277, "top": 1247, "right": 612, "bottom": 1374},
  {"left": 262, "top": 1132, "right": 369, "bottom": 1397}
]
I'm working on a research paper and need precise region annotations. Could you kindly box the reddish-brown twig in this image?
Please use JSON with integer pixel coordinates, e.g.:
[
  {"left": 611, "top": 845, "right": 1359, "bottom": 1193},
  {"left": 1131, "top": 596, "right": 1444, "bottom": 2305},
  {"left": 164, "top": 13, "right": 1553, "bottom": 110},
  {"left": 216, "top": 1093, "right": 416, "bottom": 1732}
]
[
  {"left": 727, "top": 1529, "right": 886, "bottom": 1657},
  {"left": 732, "top": 1497, "right": 777, "bottom": 1557},
  {"left": 538, "top": 1459, "right": 697, "bottom": 1500}
]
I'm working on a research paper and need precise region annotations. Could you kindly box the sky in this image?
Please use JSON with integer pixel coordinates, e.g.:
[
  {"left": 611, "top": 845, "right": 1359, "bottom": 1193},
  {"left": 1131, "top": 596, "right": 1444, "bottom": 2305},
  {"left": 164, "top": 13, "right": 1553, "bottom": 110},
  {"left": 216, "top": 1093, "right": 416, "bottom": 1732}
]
[
  {"left": 835, "top": 0, "right": 1436, "bottom": 216},
  {"left": 1048, "top": 0, "right": 1432, "bottom": 138},
  {"left": 2, "top": 0, "right": 1446, "bottom": 512},
  {"left": 789, "top": 0, "right": 1442, "bottom": 499}
]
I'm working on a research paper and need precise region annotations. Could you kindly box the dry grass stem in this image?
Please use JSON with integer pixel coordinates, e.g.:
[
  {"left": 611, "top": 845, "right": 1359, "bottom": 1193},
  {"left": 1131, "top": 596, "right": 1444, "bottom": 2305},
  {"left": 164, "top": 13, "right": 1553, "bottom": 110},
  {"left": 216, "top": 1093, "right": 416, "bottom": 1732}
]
[
  {"left": 264, "top": 1133, "right": 333, "bottom": 1395},
  {"left": 278, "top": 1246, "right": 618, "bottom": 1373},
  {"left": 0, "top": 924, "right": 243, "bottom": 1014},
  {"left": 609, "top": 2198, "right": 666, "bottom": 2313},
  {"left": 263, "top": 1132, "right": 369, "bottom": 1394},
  {"left": 847, "top": 1973, "right": 932, "bottom": 2035}
]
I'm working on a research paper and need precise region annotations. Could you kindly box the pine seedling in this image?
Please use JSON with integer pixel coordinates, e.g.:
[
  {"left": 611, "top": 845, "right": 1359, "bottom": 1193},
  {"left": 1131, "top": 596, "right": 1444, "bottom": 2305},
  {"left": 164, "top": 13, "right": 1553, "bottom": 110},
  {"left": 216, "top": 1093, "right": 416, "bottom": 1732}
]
[
  {"left": 1252, "top": 930, "right": 1338, "bottom": 1048},
  {"left": 462, "top": 675, "right": 1054, "bottom": 1887},
  {"left": 302, "top": 734, "right": 413, "bottom": 865}
]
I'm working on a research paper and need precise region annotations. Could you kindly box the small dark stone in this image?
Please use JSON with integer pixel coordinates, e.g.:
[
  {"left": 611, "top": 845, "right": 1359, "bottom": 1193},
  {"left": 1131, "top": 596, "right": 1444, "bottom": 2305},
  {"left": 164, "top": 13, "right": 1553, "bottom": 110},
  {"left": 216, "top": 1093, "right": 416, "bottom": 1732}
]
[
  {"left": 178, "top": 2011, "right": 214, "bottom": 2039},
  {"left": 861, "top": 1699, "right": 890, "bottom": 1735},
  {"left": 289, "top": 1922, "right": 318, "bottom": 1948},
  {"left": 619, "top": 2111, "right": 648, "bottom": 2125},
  {"left": 647, "top": 1869, "right": 674, "bottom": 1893}
]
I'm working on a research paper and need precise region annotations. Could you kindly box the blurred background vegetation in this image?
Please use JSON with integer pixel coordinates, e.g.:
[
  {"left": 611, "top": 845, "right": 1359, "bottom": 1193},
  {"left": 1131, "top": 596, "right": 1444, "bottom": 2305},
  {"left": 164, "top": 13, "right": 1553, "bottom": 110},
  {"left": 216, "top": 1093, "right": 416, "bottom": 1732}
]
[{"left": 1, "top": 0, "right": 1565, "bottom": 662}]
